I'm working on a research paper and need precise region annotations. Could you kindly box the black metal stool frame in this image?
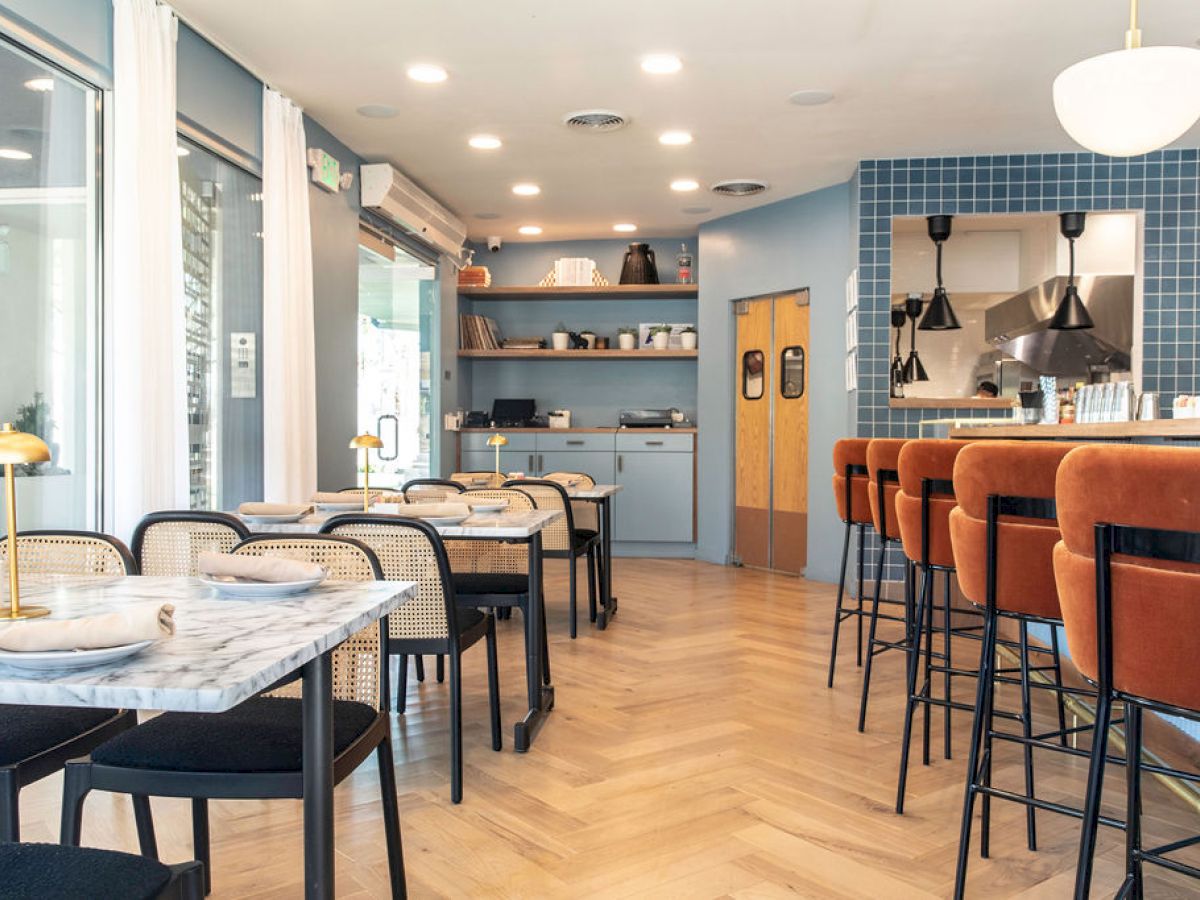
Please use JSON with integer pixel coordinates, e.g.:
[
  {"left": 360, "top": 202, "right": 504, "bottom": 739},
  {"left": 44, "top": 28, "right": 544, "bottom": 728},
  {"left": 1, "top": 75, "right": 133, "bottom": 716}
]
[{"left": 828, "top": 463, "right": 870, "bottom": 687}]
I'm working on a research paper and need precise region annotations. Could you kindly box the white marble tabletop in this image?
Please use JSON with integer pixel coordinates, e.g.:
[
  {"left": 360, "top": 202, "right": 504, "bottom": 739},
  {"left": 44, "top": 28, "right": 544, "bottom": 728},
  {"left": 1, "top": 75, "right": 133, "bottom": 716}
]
[
  {"left": 241, "top": 508, "right": 562, "bottom": 538},
  {"left": 563, "top": 483, "right": 623, "bottom": 499},
  {"left": 0, "top": 575, "right": 416, "bottom": 713}
]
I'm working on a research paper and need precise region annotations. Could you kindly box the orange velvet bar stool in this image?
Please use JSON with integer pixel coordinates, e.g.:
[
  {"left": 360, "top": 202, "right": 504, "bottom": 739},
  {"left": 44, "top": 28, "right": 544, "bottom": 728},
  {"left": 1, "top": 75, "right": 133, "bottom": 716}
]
[
  {"left": 893, "top": 438, "right": 974, "bottom": 813},
  {"left": 1055, "top": 444, "right": 1200, "bottom": 899},
  {"left": 827, "top": 438, "right": 873, "bottom": 687},
  {"left": 949, "top": 441, "right": 1079, "bottom": 900},
  {"left": 857, "top": 438, "right": 915, "bottom": 732}
]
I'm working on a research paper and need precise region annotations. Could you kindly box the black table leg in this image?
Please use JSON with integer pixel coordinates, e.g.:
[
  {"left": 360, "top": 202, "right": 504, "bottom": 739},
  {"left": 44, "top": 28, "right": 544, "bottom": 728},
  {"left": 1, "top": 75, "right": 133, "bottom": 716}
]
[
  {"left": 515, "top": 532, "right": 553, "bottom": 751},
  {"left": 596, "top": 496, "right": 618, "bottom": 629},
  {"left": 302, "top": 651, "right": 335, "bottom": 899}
]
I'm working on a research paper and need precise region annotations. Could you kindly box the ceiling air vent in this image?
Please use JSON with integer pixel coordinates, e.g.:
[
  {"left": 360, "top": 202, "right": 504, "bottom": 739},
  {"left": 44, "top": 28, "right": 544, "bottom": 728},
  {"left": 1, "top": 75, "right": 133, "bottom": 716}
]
[
  {"left": 563, "top": 109, "right": 628, "bottom": 132},
  {"left": 711, "top": 179, "right": 769, "bottom": 197}
]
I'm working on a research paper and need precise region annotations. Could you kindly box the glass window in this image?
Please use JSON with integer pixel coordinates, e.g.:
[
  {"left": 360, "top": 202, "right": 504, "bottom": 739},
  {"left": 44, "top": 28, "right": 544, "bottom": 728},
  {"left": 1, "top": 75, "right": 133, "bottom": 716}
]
[
  {"left": 357, "top": 230, "right": 437, "bottom": 487},
  {"left": 178, "top": 139, "right": 264, "bottom": 509},
  {"left": 742, "top": 350, "right": 765, "bottom": 400},
  {"left": 0, "top": 39, "right": 101, "bottom": 529},
  {"left": 781, "top": 346, "right": 806, "bottom": 399}
]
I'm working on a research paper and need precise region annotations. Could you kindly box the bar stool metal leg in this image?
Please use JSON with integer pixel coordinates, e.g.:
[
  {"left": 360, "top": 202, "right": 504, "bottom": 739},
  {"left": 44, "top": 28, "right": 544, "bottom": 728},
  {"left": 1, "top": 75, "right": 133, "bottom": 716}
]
[
  {"left": 1123, "top": 703, "right": 1144, "bottom": 900},
  {"left": 1051, "top": 627, "right": 1069, "bottom": 748},
  {"left": 855, "top": 524, "right": 865, "bottom": 665},
  {"left": 827, "top": 518, "right": 853, "bottom": 688},
  {"left": 953, "top": 607, "right": 998, "bottom": 900},
  {"left": 895, "top": 562, "right": 932, "bottom": 814},
  {"left": 857, "top": 539, "right": 888, "bottom": 732},
  {"left": 943, "top": 572, "right": 953, "bottom": 760},
  {"left": 1074, "top": 690, "right": 1114, "bottom": 900},
  {"left": 1018, "top": 622, "right": 1038, "bottom": 852}
]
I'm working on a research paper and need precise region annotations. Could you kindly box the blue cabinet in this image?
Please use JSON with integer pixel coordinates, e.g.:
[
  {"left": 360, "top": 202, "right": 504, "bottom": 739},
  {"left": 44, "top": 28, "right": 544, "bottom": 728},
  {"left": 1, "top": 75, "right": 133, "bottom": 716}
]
[{"left": 615, "top": 444, "right": 693, "bottom": 543}]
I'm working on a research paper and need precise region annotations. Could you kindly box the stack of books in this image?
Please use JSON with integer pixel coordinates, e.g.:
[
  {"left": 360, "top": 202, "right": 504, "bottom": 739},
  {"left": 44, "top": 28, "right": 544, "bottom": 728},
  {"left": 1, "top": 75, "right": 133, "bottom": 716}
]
[
  {"left": 554, "top": 257, "right": 595, "bottom": 286},
  {"left": 501, "top": 337, "right": 546, "bottom": 350},
  {"left": 458, "top": 265, "right": 492, "bottom": 288},
  {"left": 458, "top": 313, "right": 502, "bottom": 349}
]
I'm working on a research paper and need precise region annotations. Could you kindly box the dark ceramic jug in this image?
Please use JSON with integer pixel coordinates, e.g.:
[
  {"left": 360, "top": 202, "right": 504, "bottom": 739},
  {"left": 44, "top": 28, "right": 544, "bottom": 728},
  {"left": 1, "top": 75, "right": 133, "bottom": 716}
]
[{"left": 619, "top": 243, "right": 660, "bottom": 285}]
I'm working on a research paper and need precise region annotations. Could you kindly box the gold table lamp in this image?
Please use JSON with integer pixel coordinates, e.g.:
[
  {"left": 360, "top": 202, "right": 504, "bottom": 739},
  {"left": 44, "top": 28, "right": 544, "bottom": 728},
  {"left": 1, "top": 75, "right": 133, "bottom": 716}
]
[
  {"left": 0, "top": 422, "right": 51, "bottom": 620},
  {"left": 486, "top": 433, "right": 508, "bottom": 476},
  {"left": 349, "top": 434, "right": 384, "bottom": 512}
]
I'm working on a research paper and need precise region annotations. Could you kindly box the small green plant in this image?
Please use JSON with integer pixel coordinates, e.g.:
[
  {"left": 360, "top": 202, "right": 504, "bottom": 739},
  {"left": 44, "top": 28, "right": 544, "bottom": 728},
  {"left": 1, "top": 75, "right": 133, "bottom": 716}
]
[
  {"left": 553, "top": 322, "right": 569, "bottom": 333},
  {"left": 680, "top": 325, "right": 697, "bottom": 334},
  {"left": 649, "top": 324, "right": 673, "bottom": 335},
  {"left": 618, "top": 326, "right": 637, "bottom": 335}
]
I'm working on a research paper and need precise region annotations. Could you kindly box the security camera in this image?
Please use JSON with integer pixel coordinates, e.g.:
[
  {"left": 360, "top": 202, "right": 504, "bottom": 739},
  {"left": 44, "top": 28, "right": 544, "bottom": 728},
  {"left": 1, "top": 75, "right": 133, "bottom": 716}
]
[{"left": 487, "top": 236, "right": 503, "bottom": 253}]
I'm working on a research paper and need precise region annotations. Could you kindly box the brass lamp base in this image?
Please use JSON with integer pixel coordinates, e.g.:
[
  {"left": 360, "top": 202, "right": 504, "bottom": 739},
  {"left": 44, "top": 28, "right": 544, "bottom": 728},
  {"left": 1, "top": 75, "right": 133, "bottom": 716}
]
[{"left": 0, "top": 606, "right": 49, "bottom": 620}]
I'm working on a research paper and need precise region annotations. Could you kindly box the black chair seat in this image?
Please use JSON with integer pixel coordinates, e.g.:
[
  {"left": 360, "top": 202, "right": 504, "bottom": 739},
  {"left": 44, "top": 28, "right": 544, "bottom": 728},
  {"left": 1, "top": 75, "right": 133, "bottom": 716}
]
[
  {"left": 91, "top": 697, "right": 376, "bottom": 773},
  {"left": 453, "top": 572, "right": 528, "bottom": 595},
  {"left": 0, "top": 706, "right": 122, "bottom": 767},
  {"left": 0, "top": 841, "right": 173, "bottom": 900},
  {"left": 572, "top": 529, "right": 598, "bottom": 552}
]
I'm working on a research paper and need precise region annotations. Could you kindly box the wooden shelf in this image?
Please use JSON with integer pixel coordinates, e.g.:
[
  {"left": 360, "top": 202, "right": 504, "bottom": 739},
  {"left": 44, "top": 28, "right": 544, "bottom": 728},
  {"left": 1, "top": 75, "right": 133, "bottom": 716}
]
[
  {"left": 459, "top": 284, "right": 699, "bottom": 301},
  {"left": 458, "top": 349, "right": 698, "bottom": 360}
]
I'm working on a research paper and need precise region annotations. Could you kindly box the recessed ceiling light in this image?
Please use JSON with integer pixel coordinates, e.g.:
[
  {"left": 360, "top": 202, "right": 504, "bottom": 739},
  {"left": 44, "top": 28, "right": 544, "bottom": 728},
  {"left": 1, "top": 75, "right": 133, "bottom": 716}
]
[
  {"left": 468, "top": 134, "right": 502, "bottom": 150},
  {"left": 357, "top": 104, "right": 399, "bottom": 118},
  {"left": 659, "top": 130, "right": 693, "bottom": 146},
  {"left": 641, "top": 54, "right": 682, "bottom": 75},
  {"left": 788, "top": 88, "right": 835, "bottom": 106},
  {"left": 24, "top": 77, "right": 54, "bottom": 92},
  {"left": 613, "top": 223, "right": 637, "bottom": 233},
  {"left": 518, "top": 225, "right": 543, "bottom": 236},
  {"left": 176, "top": 145, "right": 190, "bottom": 157},
  {"left": 406, "top": 63, "right": 448, "bottom": 84},
  {"left": 512, "top": 183, "right": 541, "bottom": 196},
  {"left": 0, "top": 148, "right": 32, "bottom": 160},
  {"left": 682, "top": 206, "right": 711, "bottom": 215},
  {"left": 670, "top": 178, "right": 700, "bottom": 192}
]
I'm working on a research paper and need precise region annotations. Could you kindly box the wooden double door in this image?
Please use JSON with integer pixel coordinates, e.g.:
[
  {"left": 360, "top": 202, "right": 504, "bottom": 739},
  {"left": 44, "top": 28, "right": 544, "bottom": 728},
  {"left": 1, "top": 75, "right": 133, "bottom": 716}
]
[{"left": 734, "top": 291, "right": 810, "bottom": 573}]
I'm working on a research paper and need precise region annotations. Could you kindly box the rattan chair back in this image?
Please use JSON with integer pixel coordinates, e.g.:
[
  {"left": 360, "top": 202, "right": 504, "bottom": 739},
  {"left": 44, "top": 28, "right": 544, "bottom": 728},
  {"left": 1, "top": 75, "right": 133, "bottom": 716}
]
[
  {"left": 450, "top": 471, "right": 505, "bottom": 489},
  {"left": 131, "top": 511, "right": 250, "bottom": 576},
  {"left": 231, "top": 535, "right": 384, "bottom": 710},
  {"left": 401, "top": 478, "right": 466, "bottom": 503},
  {"left": 504, "top": 480, "right": 573, "bottom": 552},
  {"left": 1, "top": 530, "right": 135, "bottom": 575},
  {"left": 445, "top": 488, "right": 534, "bottom": 575},
  {"left": 544, "top": 471, "right": 598, "bottom": 532}
]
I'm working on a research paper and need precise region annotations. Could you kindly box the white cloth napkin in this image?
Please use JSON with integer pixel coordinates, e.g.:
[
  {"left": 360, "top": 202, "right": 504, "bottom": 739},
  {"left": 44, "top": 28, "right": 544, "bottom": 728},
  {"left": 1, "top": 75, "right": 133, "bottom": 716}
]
[
  {"left": 0, "top": 603, "right": 175, "bottom": 652},
  {"left": 238, "top": 502, "right": 312, "bottom": 517},
  {"left": 393, "top": 502, "right": 472, "bottom": 520},
  {"left": 311, "top": 491, "right": 378, "bottom": 505},
  {"left": 197, "top": 552, "right": 326, "bottom": 583}
]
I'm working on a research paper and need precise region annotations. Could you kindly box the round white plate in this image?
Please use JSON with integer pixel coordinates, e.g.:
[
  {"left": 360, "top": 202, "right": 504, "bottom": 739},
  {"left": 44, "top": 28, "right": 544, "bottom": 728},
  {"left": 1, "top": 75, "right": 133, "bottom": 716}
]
[
  {"left": 421, "top": 514, "right": 471, "bottom": 526},
  {"left": 466, "top": 500, "right": 508, "bottom": 513},
  {"left": 239, "top": 512, "right": 307, "bottom": 524},
  {"left": 313, "top": 502, "right": 361, "bottom": 512},
  {"left": 201, "top": 574, "right": 326, "bottom": 599},
  {"left": 0, "top": 640, "right": 155, "bottom": 671}
]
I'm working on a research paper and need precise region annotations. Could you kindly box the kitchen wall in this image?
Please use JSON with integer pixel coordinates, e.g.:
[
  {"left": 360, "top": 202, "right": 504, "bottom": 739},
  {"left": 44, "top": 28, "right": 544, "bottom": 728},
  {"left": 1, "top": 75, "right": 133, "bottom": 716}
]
[{"left": 698, "top": 182, "right": 855, "bottom": 582}]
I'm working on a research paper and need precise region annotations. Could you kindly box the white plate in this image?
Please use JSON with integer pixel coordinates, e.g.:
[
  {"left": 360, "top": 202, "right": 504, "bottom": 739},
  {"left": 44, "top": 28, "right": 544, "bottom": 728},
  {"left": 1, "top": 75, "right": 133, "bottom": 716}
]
[
  {"left": 0, "top": 640, "right": 155, "bottom": 671},
  {"left": 239, "top": 512, "right": 308, "bottom": 524},
  {"left": 201, "top": 573, "right": 326, "bottom": 599},
  {"left": 466, "top": 500, "right": 508, "bottom": 513},
  {"left": 421, "top": 514, "right": 471, "bottom": 526},
  {"left": 313, "top": 502, "right": 361, "bottom": 512}
]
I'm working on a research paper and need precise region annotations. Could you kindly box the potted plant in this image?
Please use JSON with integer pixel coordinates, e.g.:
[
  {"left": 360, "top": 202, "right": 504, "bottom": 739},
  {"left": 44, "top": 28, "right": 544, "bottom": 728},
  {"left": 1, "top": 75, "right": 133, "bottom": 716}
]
[
  {"left": 551, "top": 322, "right": 570, "bottom": 351},
  {"left": 649, "top": 324, "right": 672, "bottom": 350},
  {"left": 679, "top": 325, "right": 698, "bottom": 350},
  {"left": 580, "top": 329, "right": 597, "bottom": 349},
  {"left": 14, "top": 392, "right": 58, "bottom": 473},
  {"left": 617, "top": 327, "right": 637, "bottom": 351}
]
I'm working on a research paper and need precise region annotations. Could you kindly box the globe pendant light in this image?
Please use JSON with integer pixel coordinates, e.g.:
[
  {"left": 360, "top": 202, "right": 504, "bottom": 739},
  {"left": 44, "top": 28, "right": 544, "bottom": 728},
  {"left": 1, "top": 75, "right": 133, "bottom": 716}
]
[
  {"left": 1054, "top": 0, "right": 1200, "bottom": 157},
  {"left": 919, "top": 215, "right": 961, "bottom": 331},
  {"left": 902, "top": 294, "right": 929, "bottom": 382},
  {"left": 1049, "top": 211, "right": 1095, "bottom": 330}
]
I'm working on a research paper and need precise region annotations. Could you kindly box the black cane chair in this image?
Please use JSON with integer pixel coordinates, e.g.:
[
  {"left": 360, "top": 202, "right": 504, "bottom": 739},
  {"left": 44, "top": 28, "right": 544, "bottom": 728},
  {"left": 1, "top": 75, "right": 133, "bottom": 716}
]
[
  {"left": 131, "top": 511, "right": 250, "bottom": 576},
  {"left": 503, "top": 479, "right": 599, "bottom": 639},
  {"left": 0, "top": 841, "right": 205, "bottom": 899},
  {"left": 321, "top": 514, "right": 501, "bottom": 803},
  {"left": 0, "top": 531, "right": 141, "bottom": 842},
  {"left": 59, "top": 535, "right": 405, "bottom": 896},
  {"left": 400, "top": 478, "right": 466, "bottom": 502}
]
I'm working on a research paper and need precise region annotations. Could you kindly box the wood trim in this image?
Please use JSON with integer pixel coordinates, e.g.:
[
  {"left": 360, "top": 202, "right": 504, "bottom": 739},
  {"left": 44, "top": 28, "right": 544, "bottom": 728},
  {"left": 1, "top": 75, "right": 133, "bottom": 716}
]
[
  {"left": 454, "top": 427, "right": 697, "bottom": 434},
  {"left": 951, "top": 419, "right": 1200, "bottom": 439},
  {"left": 458, "top": 284, "right": 699, "bottom": 301},
  {"left": 458, "top": 349, "right": 697, "bottom": 360},
  {"left": 889, "top": 397, "right": 1017, "bottom": 410}
]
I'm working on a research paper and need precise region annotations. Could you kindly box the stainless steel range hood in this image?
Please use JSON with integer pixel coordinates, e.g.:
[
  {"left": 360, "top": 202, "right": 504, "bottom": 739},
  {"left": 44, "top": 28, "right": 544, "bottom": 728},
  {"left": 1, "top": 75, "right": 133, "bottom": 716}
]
[{"left": 985, "top": 274, "right": 1134, "bottom": 375}]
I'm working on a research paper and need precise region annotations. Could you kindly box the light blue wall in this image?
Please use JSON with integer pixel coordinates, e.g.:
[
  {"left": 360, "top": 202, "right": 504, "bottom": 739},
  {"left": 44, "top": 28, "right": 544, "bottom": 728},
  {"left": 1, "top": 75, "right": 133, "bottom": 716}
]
[
  {"left": 0, "top": 0, "right": 111, "bottom": 83},
  {"left": 469, "top": 237, "right": 697, "bottom": 287},
  {"left": 697, "top": 183, "right": 855, "bottom": 581}
]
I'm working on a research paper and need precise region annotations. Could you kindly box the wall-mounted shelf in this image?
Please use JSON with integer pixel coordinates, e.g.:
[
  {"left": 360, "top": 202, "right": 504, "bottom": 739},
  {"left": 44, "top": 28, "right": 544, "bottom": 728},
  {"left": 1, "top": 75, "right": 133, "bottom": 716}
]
[
  {"left": 459, "top": 284, "right": 699, "bottom": 301},
  {"left": 458, "top": 349, "right": 698, "bottom": 360}
]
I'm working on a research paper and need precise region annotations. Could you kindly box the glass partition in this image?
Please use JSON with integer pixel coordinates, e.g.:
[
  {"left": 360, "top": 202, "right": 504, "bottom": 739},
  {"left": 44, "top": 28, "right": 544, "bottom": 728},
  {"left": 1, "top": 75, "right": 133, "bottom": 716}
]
[{"left": 0, "top": 38, "right": 101, "bottom": 529}]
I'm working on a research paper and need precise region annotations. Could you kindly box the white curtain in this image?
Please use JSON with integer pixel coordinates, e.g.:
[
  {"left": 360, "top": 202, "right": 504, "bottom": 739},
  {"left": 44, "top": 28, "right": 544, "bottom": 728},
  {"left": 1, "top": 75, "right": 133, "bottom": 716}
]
[
  {"left": 262, "top": 89, "right": 318, "bottom": 501},
  {"left": 111, "top": 0, "right": 188, "bottom": 539}
]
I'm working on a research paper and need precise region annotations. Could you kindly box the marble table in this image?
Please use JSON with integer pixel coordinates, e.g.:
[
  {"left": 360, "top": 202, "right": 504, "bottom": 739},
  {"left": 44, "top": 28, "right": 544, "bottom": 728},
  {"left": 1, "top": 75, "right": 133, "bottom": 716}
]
[
  {"left": 238, "top": 508, "right": 562, "bottom": 751},
  {"left": 561, "top": 484, "right": 623, "bottom": 630},
  {"left": 0, "top": 575, "right": 417, "bottom": 900}
]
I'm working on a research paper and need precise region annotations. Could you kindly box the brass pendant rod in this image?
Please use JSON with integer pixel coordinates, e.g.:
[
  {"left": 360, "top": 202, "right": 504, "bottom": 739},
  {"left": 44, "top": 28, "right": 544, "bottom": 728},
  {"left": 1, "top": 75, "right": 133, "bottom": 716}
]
[
  {"left": 1125, "top": 0, "right": 1142, "bottom": 49},
  {"left": 5, "top": 462, "right": 18, "bottom": 617}
]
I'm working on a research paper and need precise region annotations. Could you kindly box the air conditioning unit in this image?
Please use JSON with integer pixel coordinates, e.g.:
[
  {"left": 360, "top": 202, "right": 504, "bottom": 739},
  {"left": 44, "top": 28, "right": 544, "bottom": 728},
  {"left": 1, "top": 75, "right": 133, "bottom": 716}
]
[{"left": 360, "top": 163, "right": 467, "bottom": 260}]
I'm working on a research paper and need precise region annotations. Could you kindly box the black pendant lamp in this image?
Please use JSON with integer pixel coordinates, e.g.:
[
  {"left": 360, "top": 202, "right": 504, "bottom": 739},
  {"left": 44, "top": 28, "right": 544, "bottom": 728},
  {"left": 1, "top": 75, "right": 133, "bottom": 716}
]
[
  {"left": 919, "top": 215, "right": 962, "bottom": 331},
  {"left": 902, "top": 294, "right": 929, "bottom": 382},
  {"left": 1048, "top": 211, "right": 1094, "bottom": 330}
]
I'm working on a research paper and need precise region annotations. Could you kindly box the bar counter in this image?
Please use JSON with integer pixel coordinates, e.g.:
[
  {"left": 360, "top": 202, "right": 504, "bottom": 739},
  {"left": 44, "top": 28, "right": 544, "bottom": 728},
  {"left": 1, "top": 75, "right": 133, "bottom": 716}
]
[
  {"left": 454, "top": 426, "right": 697, "bottom": 434},
  {"left": 950, "top": 419, "right": 1200, "bottom": 440}
]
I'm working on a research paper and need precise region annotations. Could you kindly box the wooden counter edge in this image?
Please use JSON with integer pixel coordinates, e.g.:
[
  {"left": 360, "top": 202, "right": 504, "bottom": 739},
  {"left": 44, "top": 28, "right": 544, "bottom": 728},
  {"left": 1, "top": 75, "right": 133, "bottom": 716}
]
[{"left": 950, "top": 419, "right": 1200, "bottom": 440}]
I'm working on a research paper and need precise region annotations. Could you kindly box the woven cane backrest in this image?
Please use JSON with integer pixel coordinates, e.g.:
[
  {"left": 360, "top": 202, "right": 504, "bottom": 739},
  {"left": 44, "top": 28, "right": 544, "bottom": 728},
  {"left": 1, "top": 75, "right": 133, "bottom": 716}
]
[
  {"left": 402, "top": 478, "right": 466, "bottom": 503},
  {"left": 2, "top": 531, "right": 133, "bottom": 576},
  {"left": 324, "top": 519, "right": 452, "bottom": 641},
  {"left": 445, "top": 488, "right": 533, "bottom": 575},
  {"left": 545, "top": 471, "right": 598, "bottom": 532},
  {"left": 450, "top": 472, "right": 505, "bottom": 489},
  {"left": 505, "top": 481, "right": 572, "bottom": 552},
  {"left": 134, "top": 514, "right": 248, "bottom": 576},
  {"left": 337, "top": 488, "right": 405, "bottom": 504},
  {"left": 232, "top": 537, "right": 382, "bottom": 710}
]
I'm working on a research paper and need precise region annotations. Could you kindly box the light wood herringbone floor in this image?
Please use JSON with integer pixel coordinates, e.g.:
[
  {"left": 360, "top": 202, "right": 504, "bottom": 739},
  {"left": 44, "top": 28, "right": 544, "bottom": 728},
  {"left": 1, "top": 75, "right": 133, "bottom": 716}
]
[{"left": 15, "top": 559, "right": 1200, "bottom": 897}]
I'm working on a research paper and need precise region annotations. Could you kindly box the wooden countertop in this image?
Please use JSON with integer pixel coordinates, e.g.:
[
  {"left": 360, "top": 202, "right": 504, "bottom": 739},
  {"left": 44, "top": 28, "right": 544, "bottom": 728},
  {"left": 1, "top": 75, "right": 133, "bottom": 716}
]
[
  {"left": 453, "top": 426, "right": 697, "bottom": 434},
  {"left": 890, "top": 397, "right": 1016, "bottom": 410},
  {"left": 950, "top": 419, "right": 1200, "bottom": 440}
]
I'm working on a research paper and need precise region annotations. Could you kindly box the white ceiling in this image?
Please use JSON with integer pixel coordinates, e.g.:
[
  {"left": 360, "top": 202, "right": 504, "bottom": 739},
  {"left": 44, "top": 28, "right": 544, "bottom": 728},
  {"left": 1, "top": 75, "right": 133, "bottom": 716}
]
[{"left": 170, "top": 0, "right": 1200, "bottom": 242}]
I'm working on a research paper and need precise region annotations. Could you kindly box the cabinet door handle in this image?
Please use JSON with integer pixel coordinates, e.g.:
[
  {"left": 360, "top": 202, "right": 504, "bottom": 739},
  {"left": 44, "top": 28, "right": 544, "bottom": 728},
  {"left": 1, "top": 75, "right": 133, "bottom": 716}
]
[
  {"left": 645, "top": 440, "right": 664, "bottom": 446},
  {"left": 528, "top": 454, "right": 534, "bottom": 470},
  {"left": 566, "top": 440, "right": 584, "bottom": 446},
  {"left": 538, "top": 454, "right": 544, "bottom": 471},
  {"left": 617, "top": 454, "right": 623, "bottom": 473}
]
